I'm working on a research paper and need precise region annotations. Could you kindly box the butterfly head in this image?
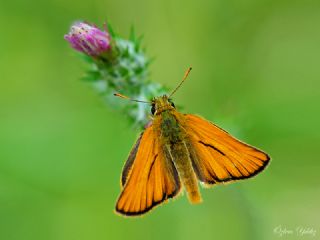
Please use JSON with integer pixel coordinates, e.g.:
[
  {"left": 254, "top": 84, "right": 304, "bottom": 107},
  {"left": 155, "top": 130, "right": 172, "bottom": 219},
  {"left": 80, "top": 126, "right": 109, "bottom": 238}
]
[{"left": 151, "top": 95, "right": 175, "bottom": 115}]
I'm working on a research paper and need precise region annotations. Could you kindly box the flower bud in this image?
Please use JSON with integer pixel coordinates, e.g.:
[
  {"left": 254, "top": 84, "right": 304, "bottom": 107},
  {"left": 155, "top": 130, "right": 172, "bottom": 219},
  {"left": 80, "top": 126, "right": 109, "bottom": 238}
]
[{"left": 64, "top": 22, "right": 111, "bottom": 57}]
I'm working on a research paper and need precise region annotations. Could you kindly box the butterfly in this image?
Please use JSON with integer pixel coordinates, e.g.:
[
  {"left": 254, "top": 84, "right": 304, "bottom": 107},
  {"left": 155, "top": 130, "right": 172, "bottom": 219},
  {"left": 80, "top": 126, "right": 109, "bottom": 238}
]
[{"left": 114, "top": 67, "right": 270, "bottom": 217}]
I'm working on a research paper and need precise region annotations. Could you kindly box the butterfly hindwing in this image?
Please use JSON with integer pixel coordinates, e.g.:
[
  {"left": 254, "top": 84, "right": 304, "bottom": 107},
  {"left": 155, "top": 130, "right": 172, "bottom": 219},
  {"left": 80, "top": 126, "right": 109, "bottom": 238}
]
[
  {"left": 185, "top": 114, "right": 270, "bottom": 184},
  {"left": 116, "top": 124, "right": 181, "bottom": 216}
]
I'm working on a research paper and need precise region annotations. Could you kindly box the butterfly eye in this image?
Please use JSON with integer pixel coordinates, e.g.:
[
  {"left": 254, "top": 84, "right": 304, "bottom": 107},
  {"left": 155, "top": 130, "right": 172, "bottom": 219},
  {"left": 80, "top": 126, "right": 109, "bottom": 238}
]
[
  {"left": 168, "top": 99, "right": 175, "bottom": 108},
  {"left": 151, "top": 104, "right": 156, "bottom": 115}
]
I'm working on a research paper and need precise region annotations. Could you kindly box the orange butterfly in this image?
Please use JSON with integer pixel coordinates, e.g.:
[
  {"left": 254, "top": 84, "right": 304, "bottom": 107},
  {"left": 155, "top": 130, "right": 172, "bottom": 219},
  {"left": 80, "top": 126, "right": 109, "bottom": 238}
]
[{"left": 114, "top": 67, "right": 270, "bottom": 217}]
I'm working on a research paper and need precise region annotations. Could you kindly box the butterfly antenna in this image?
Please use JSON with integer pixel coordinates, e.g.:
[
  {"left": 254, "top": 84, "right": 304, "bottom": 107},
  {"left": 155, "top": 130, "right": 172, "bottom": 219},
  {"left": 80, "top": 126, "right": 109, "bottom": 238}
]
[
  {"left": 169, "top": 67, "right": 192, "bottom": 98},
  {"left": 113, "top": 93, "right": 151, "bottom": 104}
]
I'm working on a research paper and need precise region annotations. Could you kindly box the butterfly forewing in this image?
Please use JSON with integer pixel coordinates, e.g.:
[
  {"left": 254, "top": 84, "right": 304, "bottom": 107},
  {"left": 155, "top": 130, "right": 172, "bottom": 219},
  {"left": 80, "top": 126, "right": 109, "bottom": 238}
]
[
  {"left": 116, "top": 124, "right": 181, "bottom": 216},
  {"left": 121, "top": 132, "right": 143, "bottom": 187},
  {"left": 184, "top": 114, "right": 270, "bottom": 184}
]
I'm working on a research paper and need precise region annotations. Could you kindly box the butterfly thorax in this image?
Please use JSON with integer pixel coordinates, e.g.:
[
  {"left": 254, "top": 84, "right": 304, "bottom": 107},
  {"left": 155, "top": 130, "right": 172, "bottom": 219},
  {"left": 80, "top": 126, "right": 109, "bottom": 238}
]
[
  {"left": 151, "top": 98, "right": 202, "bottom": 204},
  {"left": 152, "top": 95, "right": 184, "bottom": 144}
]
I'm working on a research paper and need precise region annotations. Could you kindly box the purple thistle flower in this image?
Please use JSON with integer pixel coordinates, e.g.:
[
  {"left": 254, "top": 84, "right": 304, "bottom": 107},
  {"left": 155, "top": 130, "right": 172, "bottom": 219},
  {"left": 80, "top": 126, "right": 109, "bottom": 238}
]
[{"left": 64, "top": 22, "right": 111, "bottom": 57}]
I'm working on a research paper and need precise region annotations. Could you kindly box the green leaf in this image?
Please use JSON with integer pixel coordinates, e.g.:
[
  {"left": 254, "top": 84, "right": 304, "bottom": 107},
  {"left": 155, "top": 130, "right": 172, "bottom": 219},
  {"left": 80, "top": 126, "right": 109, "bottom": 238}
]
[
  {"left": 146, "top": 57, "right": 156, "bottom": 67},
  {"left": 107, "top": 22, "right": 116, "bottom": 38},
  {"left": 135, "top": 34, "right": 144, "bottom": 52},
  {"left": 129, "top": 25, "right": 136, "bottom": 42},
  {"left": 81, "top": 70, "right": 101, "bottom": 82},
  {"left": 78, "top": 53, "right": 93, "bottom": 64}
]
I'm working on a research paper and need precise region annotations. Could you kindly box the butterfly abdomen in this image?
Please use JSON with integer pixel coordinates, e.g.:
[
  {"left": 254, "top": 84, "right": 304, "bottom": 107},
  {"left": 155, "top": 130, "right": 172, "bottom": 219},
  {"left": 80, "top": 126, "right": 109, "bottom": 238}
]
[{"left": 159, "top": 111, "right": 202, "bottom": 204}]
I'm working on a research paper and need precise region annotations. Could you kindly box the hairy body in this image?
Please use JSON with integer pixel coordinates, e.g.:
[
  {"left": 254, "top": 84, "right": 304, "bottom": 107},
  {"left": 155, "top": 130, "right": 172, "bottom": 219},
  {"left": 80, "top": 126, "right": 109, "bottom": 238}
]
[{"left": 154, "top": 108, "right": 201, "bottom": 203}]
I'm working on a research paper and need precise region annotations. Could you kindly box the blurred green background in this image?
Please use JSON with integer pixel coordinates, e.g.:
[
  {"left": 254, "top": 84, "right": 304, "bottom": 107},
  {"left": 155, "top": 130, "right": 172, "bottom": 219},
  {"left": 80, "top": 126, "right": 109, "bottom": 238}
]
[{"left": 1, "top": 0, "right": 319, "bottom": 239}]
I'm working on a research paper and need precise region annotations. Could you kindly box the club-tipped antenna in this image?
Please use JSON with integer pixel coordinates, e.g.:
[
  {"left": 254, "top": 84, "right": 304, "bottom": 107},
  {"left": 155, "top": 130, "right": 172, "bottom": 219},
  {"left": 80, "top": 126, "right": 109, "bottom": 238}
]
[
  {"left": 113, "top": 93, "right": 151, "bottom": 104},
  {"left": 169, "top": 67, "right": 192, "bottom": 98}
]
